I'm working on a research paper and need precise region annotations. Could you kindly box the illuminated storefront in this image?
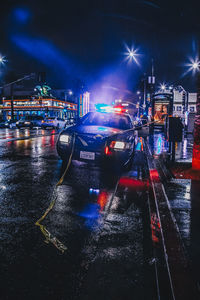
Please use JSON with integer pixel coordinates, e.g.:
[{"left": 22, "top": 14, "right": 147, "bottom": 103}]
[
  {"left": 79, "top": 92, "right": 90, "bottom": 117},
  {"left": 2, "top": 98, "right": 77, "bottom": 120}
]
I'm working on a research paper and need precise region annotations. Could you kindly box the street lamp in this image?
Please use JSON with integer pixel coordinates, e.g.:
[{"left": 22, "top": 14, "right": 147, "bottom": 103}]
[
  {"left": 124, "top": 44, "right": 140, "bottom": 65},
  {"left": 0, "top": 55, "right": 6, "bottom": 65},
  {"left": 183, "top": 57, "right": 200, "bottom": 77},
  {"left": 192, "top": 62, "right": 199, "bottom": 70},
  {"left": 160, "top": 83, "right": 166, "bottom": 91}
]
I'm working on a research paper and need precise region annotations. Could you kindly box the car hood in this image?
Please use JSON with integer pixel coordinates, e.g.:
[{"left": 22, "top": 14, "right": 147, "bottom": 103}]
[{"left": 63, "top": 125, "right": 122, "bottom": 138}]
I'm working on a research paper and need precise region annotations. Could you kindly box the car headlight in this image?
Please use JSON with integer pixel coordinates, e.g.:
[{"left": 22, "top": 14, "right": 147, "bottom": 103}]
[
  {"left": 59, "top": 134, "right": 70, "bottom": 144},
  {"left": 25, "top": 122, "right": 30, "bottom": 124},
  {"left": 16, "top": 121, "right": 19, "bottom": 125},
  {"left": 110, "top": 141, "right": 125, "bottom": 150}
]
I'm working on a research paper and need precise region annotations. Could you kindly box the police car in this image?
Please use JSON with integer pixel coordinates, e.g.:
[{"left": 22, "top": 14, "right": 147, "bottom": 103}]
[{"left": 56, "top": 106, "right": 136, "bottom": 169}]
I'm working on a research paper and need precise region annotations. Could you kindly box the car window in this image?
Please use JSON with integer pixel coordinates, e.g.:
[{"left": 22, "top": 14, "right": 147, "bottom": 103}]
[{"left": 81, "top": 112, "right": 132, "bottom": 130}]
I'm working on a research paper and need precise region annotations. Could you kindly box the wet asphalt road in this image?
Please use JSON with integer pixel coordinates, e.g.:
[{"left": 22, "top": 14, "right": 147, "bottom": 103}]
[{"left": 0, "top": 128, "right": 155, "bottom": 300}]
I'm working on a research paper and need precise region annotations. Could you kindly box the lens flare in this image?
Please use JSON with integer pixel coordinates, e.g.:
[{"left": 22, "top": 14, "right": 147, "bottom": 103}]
[{"left": 124, "top": 44, "right": 140, "bottom": 66}]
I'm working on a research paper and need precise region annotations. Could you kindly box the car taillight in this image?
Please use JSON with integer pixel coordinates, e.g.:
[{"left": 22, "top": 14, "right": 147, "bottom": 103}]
[{"left": 104, "top": 146, "right": 112, "bottom": 155}]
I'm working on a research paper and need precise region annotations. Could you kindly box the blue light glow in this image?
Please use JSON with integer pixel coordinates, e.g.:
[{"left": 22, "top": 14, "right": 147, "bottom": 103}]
[
  {"left": 155, "top": 136, "right": 162, "bottom": 155},
  {"left": 89, "top": 188, "right": 100, "bottom": 195},
  {"left": 11, "top": 34, "right": 74, "bottom": 77},
  {"left": 78, "top": 203, "right": 102, "bottom": 230},
  {"left": 97, "top": 127, "right": 108, "bottom": 131},
  {"left": 13, "top": 7, "right": 31, "bottom": 24},
  {"left": 95, "top": 103, "right": 113, "bottom": 113}
]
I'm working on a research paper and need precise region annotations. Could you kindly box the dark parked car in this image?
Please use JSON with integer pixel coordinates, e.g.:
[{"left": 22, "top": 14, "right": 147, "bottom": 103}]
[
  {"left": 57, "top": 111, "right": 136, "bottom": 169},
  {"left": 0, "top": 120, "right": 17, "bottom": 128},
  {"left": 16, "top": 116, "right": 44, "bottom": 128}
]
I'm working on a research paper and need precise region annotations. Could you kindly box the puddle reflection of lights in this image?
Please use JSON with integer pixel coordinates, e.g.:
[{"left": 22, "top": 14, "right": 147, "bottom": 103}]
[
  {"left": 184, "top": 182, "right": 191, "bottom": 200},
  {"left": 150, "top": 169, "right": 160, "bottom": 182},
  {"left": 15, "top": 140, "right": 24, "bottom": 147},
  {"left": 25, "top": 129, "right": 30, "bottom": 137},
  {"left": 50, "top": 134, "right": 55, "bottom": 147},
  {"left": 119, "top": 177, "right": 147, "bottom": 190},
  {"left": 0, "top": 185, "right": 6, "bottom": 190},
  {"left": 151, "top": 213, "right": 160, "bottom": 244},
  {"left": 97, "top": 191, "right": 108, "bottom": 211},
  {"left": 79, "top": 203, "right": 100, "bottom": 219},
  {"left": 78, "top": 203, "right": 101, "bottom": 229},
  {"left": 16, "top": 129, "right": 20, "bottom": 138},
  {"left": 183, "top": 139, "right": 187, "bottom": 159},
  {"left": 89, "top": 188, "right": 100, "bottom": 195},
  {"left": 24, "top": 139, "right": 29, "bottom": 147},
  {"left": 155, "top": 136, "right": 162, "bottom": 155}
]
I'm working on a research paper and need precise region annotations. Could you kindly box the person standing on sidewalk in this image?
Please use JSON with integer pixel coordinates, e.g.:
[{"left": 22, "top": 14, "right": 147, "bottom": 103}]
[{"left": 133, "top": 137, "right": 146, "bottom": 179}]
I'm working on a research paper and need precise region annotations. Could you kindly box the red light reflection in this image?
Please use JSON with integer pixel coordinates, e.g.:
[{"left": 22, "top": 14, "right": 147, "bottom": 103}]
[
  {"left": 97, "top": 190, "right": 109, "bottom": 211},
  {"left": 151, "top": 213, "right": 161, "bottom": 245},
  {"left": 119, "top": 177, "right": 148, "bottom": 191},
  {"left": 50, "top": 134, "right": 55, "bottom": 147},
  {"left": 149, "top": 169, "right": 160, "bottom": 182}
]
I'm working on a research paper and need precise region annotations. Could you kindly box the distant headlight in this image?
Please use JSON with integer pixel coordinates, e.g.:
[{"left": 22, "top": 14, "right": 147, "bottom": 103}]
[
  {"left": 16, "top": 121, "right": 19, "bottom": 125},
  {"left": 110, "top": 141, "right": 125, "bottom": 150},
  {"left": 59, "top": 134, "right": 70, "bottom": 144},
  {"left": 25, "top": 122, "right": 30, "bottom": 124}
]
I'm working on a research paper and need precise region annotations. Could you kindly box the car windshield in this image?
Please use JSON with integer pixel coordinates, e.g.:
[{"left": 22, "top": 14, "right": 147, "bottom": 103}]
[{"left": 80, "top": 112, "right": 132, "bottom": 130}]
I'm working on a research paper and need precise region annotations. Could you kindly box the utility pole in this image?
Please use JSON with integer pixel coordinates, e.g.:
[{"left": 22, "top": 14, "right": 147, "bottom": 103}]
[
  {"left": 10, "top": 84, "right": 14, "bottom": 121},
  {"left": 0, "top": 73, "right": 35, "bottom": 121}
]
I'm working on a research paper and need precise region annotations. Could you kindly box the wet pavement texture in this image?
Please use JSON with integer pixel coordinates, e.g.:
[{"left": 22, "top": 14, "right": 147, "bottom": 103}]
[
  {"left": 149, "top": 132, "right": 200, "bottom": 290},
  {"left": 0, "top": 128, "right": 155, "bottom": 300}
]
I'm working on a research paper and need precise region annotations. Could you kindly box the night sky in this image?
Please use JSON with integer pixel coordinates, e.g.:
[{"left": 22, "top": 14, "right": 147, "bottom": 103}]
[{"left": 1, "top": 0, "right": 200, "bottom": 100}]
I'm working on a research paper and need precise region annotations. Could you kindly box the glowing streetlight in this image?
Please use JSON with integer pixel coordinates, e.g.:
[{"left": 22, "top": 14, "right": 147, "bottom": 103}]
[
  {"left": 160, "top": 83, "right": 166, "bottom": 91},
  {"left": 192, "top": 62, "right": 199, "bottom": 70},
  {"left": 0, "top": 55, "right": 6, "bottom": 65},
  {"left": 182, "top": 57, "right": 200, "bottom": 77},
  {"left": 124, "top": 44, "right": 140, "bottom": 66}
]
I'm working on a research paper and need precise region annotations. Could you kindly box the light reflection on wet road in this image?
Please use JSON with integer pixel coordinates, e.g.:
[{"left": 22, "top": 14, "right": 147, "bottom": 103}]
[
  {"left": 149, "top": 132, "right": 200, "bottom": 288},
  {"left": 0, "top": 128, "right": 154, "bottom": 300}
]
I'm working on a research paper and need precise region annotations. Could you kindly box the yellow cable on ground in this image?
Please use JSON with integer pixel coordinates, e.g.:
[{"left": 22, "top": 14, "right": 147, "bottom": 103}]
[{"left": 35, "top": 134, "right": 76, "bottom": 253}]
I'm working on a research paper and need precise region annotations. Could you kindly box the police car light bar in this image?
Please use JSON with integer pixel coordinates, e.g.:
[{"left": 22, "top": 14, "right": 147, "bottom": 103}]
[{"left": 95, "top": 103, "right": 113, "bottom": 113}]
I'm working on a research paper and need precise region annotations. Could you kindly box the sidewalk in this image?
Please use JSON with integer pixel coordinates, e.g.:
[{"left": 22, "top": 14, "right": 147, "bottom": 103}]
[{"left": 148, "top": 133, "right": 200, "bottom": 296}]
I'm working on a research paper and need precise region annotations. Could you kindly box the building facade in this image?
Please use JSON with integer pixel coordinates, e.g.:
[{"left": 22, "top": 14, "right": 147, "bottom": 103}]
[{"left": 2, "top": 98, "right": 77, "bottom": 120}]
